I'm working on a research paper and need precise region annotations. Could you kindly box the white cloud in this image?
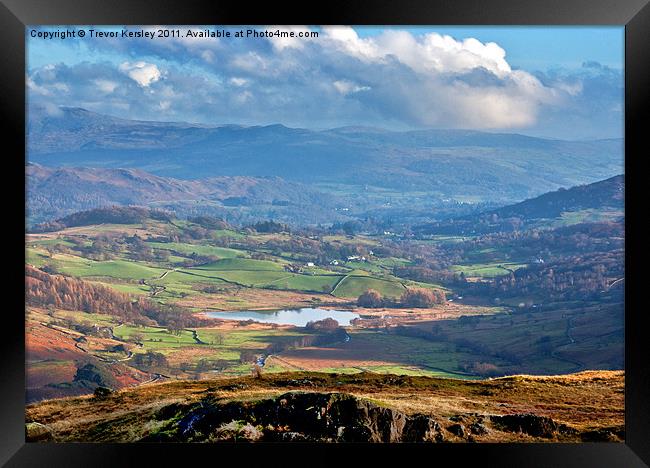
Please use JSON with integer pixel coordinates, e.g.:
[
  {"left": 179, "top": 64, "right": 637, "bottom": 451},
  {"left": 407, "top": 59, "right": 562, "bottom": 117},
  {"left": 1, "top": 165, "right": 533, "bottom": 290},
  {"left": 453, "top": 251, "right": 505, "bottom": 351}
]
[
  {"left": 27, "top": 27, "right": 619, "bottom": 135},
  {"left": 229, "top": 77, "right": 248, "bottom": 87},
  {"left": 322, "top": 26, "right": 381, "bottom": 62},
  {"left": 555, "top": 80, "right": 583, "bottom": 97},
  {"left": 118, "top": 61, "right": 161, "bottom": 87},
  {"left": 94, "top": 79, "right": 118, "bottom": 93},
  {"left": 230, "top": 52, "right": 269, "bottom": 74},
  {"left": 27, "top": 75, "right": 51, "bottom": 96},
  {"left": 333, "top": 80, "right": 370, "bottom": 95},
  {"left": 306, "top": 28, "right": 565, "bottom": 128}
]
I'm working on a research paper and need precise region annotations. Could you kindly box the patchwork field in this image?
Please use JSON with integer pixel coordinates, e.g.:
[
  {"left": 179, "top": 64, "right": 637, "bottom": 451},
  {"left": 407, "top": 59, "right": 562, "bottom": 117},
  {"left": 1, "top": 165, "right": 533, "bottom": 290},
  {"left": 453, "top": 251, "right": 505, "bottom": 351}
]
[
  {"left": 26, "top": 224, "right": 443, "bottom": 309},
  {"left": 24, "top": 212, "right": 624, "bottom": 425}
]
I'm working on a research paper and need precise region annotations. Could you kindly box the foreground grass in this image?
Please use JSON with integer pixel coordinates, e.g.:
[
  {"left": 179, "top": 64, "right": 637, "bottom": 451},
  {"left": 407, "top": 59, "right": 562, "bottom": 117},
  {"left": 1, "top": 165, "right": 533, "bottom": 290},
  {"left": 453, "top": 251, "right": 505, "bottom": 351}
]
[{"left": 25, "top": 369, "right": 624, "bottom": 443}]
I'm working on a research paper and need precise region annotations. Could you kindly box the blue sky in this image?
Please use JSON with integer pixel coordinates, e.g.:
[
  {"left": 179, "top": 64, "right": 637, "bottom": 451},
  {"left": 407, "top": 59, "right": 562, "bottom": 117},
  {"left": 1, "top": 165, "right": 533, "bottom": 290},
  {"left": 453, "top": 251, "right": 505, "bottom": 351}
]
[{"left": 27, "top": 26, "right": 624, "bottom": 140}]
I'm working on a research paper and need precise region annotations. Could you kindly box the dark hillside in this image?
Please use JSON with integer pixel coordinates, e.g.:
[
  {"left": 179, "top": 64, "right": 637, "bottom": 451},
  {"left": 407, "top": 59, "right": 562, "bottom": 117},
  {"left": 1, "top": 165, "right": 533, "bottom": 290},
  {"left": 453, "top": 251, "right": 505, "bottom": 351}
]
[{"left": 415, "top": 175, "right": 624, "bottom": 235}]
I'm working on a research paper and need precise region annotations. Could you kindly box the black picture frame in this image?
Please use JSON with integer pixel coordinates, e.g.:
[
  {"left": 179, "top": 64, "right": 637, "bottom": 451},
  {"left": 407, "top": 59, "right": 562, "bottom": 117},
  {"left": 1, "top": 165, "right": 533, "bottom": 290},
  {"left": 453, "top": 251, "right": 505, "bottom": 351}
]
[{"left": 2, "top": 0, "right": 648, "bottom": 466}]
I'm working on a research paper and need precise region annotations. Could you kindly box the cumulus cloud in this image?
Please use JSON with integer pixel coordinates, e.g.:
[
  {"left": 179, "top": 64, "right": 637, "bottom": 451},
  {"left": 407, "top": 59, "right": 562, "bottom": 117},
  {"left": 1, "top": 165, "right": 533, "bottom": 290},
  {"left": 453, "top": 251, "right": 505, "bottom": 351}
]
[
  {"left": 118, "top": 61, "right": 161, "bottom": 87},
  {"left": 26, "top": 26, "right": 623, "bottom": 137}
]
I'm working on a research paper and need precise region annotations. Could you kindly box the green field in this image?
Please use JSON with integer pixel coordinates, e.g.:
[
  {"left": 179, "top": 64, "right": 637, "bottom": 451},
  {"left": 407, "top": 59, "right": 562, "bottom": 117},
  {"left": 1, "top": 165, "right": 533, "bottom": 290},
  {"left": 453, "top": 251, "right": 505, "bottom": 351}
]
[
  {"left": 88, "top": 281, "right": 151, "bottom": 295},
  {"left": 113, "top": 325, "right": 198, "bottom": 349},
  {"left": 451, "top": 262, "right": 528, "bottom": 278},
  {"left": 267, "top": 274, "right": 343, "bottom": 292},
  {"left": 146, "top": 241, "right": 245, "bottom": 259},
  {"left": 194, "top": 257, "right": 286, "bottom": 271},
  {"left": 332, "top": 275, "right": 407, "bottom": 298},
  {"left": 62, "top": 259, "right": 166, "bottom": 280},
  {"left": 26, "top": 249, "right": 165, "bottom": 280}
]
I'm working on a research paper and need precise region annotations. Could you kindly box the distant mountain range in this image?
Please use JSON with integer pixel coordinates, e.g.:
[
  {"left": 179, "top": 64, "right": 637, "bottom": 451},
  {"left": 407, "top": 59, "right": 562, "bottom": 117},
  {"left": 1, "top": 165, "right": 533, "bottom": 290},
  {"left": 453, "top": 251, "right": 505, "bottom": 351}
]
[
  {"left": 28, "top": 107, "right": 623, "bottom": 206},
  {"left": 26, "top": 164, "right": 342, "bottom": 226},
  {"left": 415, "top": 175, "right": 625, "bottom": 235}
]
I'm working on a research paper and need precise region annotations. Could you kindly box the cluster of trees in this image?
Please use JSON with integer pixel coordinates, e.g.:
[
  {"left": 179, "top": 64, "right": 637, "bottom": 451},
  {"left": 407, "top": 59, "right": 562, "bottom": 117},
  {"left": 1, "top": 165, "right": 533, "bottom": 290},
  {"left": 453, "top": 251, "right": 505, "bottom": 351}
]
[
  {"left": 239, "top": 349, "right": 258, "bottom": 364},
  {"left": 249, "top": 220, "right": 290, "bottom": 233},
  {"left": 132, "top": 351, "right": 169, "bottom": 370},
  {"left": 31, "top": 206, "right": 174, "bottom": 233},
  {"left": 485, "top": 250, "right": 624, "bottom": 301},
  {"left": 26, "top": 265, "right": 211, "bottom": 329},
  {"left": 401, "top": 288, "right": 446, "bottom": 308},
  {"left": 357, "top": 289, "right": 385, "bottom": 308},
  {"left": 415, "top": 213, "right": 527, "bottom": 236},
  {"left": 305, "top": 317, "right": 339, "bottom": 330},
  {"left": 26, "top": 265, "right": 156, "bottom": 325},
  {"left": 459, "top": 361, "right": 502, "bottom": 377},
  {"left": 188, "top": 215, "right": 230, "bottom": 230},
  {"left": 357, "top": 287, "right": 446, "bottom": 309},
  {"left": 392, "top": 265, "right": 464, "bottom": 286},
  {"left": 444, "top": 222, "right": 624, "bottom": 264},
  {"left": 190, "top": 358, "right": 230, "bottom": 373},
  {"left": 259, "top": 236, "right": 374, "bottom": 266},
  {"left": 73, "top": 360, "right": 118, "bottom": 388},
  {"left": 174, "top": 252, "right": 219, "bottom": 268},
  {"left": 329, "top": 217, "right": 396, "bottom": 237}
]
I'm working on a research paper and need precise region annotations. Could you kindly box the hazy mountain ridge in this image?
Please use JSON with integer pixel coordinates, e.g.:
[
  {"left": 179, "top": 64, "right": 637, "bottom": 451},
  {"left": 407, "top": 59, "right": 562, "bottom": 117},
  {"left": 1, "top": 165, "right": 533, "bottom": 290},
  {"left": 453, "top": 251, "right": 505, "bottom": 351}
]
[
  {"left": 28, "top": 107, "right": 623, "bottom": 204},
  {"left": 26, "top": 164, "right": 342, "bottom": 226}
]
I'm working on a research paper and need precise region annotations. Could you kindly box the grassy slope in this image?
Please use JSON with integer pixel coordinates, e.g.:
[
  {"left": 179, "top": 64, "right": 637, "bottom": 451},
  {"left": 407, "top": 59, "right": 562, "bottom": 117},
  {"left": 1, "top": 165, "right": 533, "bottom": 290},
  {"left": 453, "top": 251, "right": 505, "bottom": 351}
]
[{"left": 25, "top": 370, "right": 624, "bottom": 443}]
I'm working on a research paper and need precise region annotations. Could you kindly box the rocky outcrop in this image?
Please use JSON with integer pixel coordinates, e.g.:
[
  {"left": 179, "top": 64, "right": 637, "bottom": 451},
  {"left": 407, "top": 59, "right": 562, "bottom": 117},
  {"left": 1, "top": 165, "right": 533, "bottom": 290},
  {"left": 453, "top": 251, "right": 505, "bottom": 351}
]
[
  {"left": 447, "top": 423, "right": 466, "bottom": 438},
  {"left": 580, "top": 427, "right": 624, "bottom": 442},
  {"left": 25, "top": 422, "right": 54, "bottom": 442},
  {"left": 145, "top": 392, "right": 444, "bottom": 443},
  {"left": 145, "top": 394, "right": 600, "bottom": 443},
  {"left": 489, "top": 413, "right": 576, "bottom": 438}
]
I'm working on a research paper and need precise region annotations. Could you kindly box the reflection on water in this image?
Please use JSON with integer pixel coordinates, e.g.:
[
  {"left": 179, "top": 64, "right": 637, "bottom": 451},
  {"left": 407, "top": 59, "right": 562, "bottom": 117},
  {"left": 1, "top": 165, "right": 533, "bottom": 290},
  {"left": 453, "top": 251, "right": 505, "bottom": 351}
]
[{"left": 205, "top": 307, "right": 360, "bottom": 326}]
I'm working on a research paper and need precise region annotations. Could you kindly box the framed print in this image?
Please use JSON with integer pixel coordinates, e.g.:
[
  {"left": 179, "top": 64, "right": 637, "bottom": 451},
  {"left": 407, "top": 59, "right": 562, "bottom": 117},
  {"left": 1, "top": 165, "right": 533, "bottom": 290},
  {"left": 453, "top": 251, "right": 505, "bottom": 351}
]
[{"left": 2, "top": 0, "right": 649, "bottom": 466}]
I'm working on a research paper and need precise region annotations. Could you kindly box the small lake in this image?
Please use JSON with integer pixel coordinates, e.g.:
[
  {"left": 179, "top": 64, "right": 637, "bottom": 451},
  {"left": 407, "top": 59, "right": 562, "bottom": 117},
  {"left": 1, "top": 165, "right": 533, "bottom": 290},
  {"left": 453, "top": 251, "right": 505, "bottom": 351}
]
[{"left": 205, "top": 307, "right": 360, "bottom": 327}]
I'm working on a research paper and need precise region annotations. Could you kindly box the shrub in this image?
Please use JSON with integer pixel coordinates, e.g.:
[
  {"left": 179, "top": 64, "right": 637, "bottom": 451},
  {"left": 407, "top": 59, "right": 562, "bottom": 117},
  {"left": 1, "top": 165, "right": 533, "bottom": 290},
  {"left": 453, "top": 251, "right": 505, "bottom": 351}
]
[
  {"left": 240, "top": 349, "right": 257, "bottom": 364},
  {"left": 465, "top": 362, "right": 501, "bottom": 377},
  {"left": 252, "top": 363, "right": 263, "bottom": 379},
  {"left": 400, "top": 288, "right": 445, "bottom": 308},
  {"left": 305, "top": 317, "right": 339, "bottom": 331},
  {"left": 93, "top": 386, "right": 113, "bottom": 399},
  {"left": 357, "top": 289, "right": 384, "bottom": 308}
]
